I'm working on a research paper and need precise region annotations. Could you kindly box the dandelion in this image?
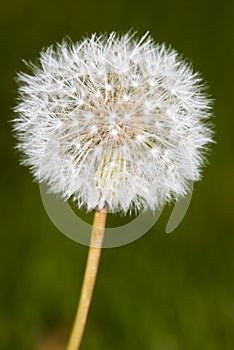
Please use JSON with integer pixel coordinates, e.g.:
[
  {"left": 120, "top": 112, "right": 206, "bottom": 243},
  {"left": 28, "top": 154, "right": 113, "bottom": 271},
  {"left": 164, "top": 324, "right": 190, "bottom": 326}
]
[{"left": 13, "top": 31, "right": 213, "bottom": 350}]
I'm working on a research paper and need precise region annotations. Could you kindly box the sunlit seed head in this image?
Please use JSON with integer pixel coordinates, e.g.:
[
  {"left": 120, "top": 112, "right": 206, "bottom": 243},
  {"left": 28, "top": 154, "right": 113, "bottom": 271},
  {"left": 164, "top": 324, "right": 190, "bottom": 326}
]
[{"left": 13, "top": 31, "right": 213, "bottom": 214}]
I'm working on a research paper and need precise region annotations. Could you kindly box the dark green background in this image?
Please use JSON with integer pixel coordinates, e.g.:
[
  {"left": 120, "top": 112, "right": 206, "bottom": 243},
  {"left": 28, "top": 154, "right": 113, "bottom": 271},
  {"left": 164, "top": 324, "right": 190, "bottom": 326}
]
[{"left": 1, "top": 0, "right": 234, "bottom": 349}]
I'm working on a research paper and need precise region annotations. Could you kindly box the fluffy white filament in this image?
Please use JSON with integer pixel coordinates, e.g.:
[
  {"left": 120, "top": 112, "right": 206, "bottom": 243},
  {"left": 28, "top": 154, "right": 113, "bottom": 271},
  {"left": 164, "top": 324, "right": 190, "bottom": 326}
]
[{"left": 13, "top": 32, "right": 213, "bottom": 214}]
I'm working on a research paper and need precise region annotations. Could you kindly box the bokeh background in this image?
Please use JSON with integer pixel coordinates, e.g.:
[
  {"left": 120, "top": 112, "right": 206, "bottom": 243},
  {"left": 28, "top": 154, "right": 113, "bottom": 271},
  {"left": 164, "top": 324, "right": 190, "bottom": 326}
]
[{"left": 1, "top": 0, "right": 234, "bottom": 349}]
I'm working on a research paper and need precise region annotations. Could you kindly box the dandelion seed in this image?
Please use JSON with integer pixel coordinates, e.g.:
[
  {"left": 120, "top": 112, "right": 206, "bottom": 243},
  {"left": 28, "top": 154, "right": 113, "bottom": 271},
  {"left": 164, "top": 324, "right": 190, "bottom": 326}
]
[
  {"left": 111, "top": 128, "right": 118, "bottom": 136},
  {"left": 13, "top": 32, "right": 213, "bottom": 215}
]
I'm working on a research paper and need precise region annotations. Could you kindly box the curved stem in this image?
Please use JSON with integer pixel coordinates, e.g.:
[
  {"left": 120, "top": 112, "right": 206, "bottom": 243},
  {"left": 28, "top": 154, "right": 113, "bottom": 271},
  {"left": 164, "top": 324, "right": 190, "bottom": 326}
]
[{"left": 66, "top": 207, "right": 107, "bottom": 350}]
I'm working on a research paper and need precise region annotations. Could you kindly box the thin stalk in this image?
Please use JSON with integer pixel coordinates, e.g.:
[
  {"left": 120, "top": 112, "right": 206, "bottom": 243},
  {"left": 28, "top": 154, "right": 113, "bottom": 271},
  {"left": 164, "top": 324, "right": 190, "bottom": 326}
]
[{"left": 66, "top": 207, "right": 107, "bottom": 350}]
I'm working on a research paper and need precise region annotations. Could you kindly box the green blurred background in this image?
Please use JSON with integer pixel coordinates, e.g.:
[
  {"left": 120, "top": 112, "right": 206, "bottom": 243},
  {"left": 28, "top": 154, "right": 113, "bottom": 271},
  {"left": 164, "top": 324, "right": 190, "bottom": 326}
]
[{"left": 1, "top": 0, "right": 234, "bottom": 349}]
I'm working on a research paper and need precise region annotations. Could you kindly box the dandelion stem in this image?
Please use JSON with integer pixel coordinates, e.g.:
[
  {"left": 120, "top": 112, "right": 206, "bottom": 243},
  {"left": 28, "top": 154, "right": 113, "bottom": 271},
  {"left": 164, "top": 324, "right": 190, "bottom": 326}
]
[{"left": 66, "top": 206, "right": 107, "bottom": 350}]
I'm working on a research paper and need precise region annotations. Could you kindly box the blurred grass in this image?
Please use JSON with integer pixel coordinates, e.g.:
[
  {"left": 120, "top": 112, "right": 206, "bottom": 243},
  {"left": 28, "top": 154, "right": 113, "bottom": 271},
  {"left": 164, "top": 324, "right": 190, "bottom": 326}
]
[{"left": 1, "top": 0, "right": 234, "bottom": 349}]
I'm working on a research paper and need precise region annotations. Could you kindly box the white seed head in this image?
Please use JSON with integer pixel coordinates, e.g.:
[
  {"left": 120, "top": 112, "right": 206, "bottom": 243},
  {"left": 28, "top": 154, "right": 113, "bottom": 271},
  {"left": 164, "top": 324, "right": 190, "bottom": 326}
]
[{"left": 13, "top": 32, "right": 213, "bottom": 214}]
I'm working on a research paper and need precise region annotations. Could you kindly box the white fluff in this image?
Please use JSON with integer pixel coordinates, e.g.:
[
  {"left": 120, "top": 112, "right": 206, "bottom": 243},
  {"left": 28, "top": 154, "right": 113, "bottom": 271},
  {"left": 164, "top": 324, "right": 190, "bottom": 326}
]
[{"left": 13, "top": 32, "right": 213, "bottom": 214}]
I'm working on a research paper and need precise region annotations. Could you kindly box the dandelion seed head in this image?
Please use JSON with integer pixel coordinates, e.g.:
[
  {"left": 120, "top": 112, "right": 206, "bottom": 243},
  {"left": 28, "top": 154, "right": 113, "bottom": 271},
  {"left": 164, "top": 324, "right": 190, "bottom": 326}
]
[{"left": 13, "top": 32, "right": 213, "bottom": 214}]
